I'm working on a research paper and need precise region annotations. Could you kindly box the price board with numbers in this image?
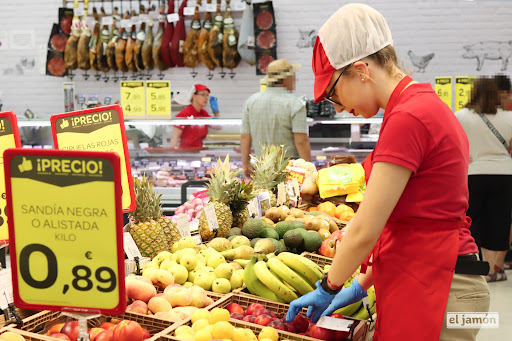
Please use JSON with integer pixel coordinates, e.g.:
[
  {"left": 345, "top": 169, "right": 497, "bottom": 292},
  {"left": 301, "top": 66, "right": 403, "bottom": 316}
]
[
  {"left": 147, "top": 81, "right": 171, "bottom": 116},
  {"left": 455, "top": 77, "right": 474, "bottom": 112},
  {"left": 0, "top": 112, "right": 21, "bottom": 242},
  {"left": 50, "top": 105, "right": 136, "bottom": 212},
  {"left": 435, "top": 77, "right": 452, "bottom": 110},
  {"left": 3, "top": 149, "right": 125, "bottom": 314},
  {"left": 120, "top": 81, "right": 146, "bottom": 115}
]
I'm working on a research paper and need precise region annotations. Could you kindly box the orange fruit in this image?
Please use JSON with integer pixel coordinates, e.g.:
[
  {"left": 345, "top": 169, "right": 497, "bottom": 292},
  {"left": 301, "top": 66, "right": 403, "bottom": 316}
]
[
  {"left": 307, "top": 207, "right": 318, "bottom": 212},
  {"left": 338, "top": 211, "right": 355, "bottom": 222},
  {"left": 317, "top": 202, "right": 336, "bottom": 217},
  {"left": 335, "top": 204, "right": 354, "bottom": 219}
]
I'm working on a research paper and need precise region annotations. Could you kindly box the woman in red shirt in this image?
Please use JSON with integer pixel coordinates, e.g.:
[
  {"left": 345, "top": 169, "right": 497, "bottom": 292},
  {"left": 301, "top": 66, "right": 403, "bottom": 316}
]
[
  {"left": 170, "top": 84, "right": 220, "bottom": 149},
  {"left": 286, "top": 4, "right": 490, "bottom": 341}
]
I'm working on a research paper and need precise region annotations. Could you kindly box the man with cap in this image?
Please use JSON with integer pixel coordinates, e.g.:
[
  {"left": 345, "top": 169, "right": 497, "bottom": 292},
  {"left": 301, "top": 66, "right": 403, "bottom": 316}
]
[
  {"left": 285, "top": 4, "right": 489, "bottom": 341},
  {"left": 241, "top": 59, "right": 311, "bottom": 178},
  {"left": 170, "top": 84, "right": 220, "bottom": 149}
]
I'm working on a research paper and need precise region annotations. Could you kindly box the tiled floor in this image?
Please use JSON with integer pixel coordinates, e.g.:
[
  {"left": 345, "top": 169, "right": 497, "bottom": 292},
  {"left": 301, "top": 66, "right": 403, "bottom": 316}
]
[{"left": 476, "top": 268, "right": 512, "bottom": 340}]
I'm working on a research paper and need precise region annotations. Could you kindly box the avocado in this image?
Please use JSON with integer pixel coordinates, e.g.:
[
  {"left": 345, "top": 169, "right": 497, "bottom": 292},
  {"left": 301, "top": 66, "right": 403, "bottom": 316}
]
[
  {"left": 277, "top": 239, "right": 288, "bottom": 254},
  {"left": 283, "top": 229, "right": 303, "bottom": 249},
  {"left": 267, "top": 238, "right": 281, "bottom": 253},
  {"left": 226, "top": 227, "right": 242, "bottom": 238},
  {"left": 275, "top": 221, "right": 296, "bottom": 239},
  {"left": 250, "top": 238, "right": 262, "bottom": 248},
  {"left": 288, "top": 221, "right": 306, "bottom": 230},
  {"left": 261, "top": 228, "right": 280, "bottom": 240},
  {"left": 242, "top": 219, "right": 265, "bottom": 239},
  {"left": 303, "top": 231, "right": 323, "bottom": 252},
  {"left": 296, "top": 228, "right": 308, "bottom": 240}
]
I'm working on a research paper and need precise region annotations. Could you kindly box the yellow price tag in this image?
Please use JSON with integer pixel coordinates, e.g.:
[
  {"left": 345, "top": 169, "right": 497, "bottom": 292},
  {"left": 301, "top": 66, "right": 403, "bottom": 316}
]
[
  {"left": 260, "top": 79, "right": 266, "bottom": 92},
  {"left": 455, "top": 77, "right": 474, "bottom": 112},
  {"left": 0, "top": 112, "right": 21, "bottom": 242},
  {"left": 201, "top": 157, "right": 211, "bottom": 162},
  {"left": 435, "top": 77, "right": 452, "bottom": 110},
  {"left": 4, "top": 150, "right": 125, "bottom": 314},
  {"left": 120, "top": 81, "right": 145, "bottom": 115},
  {"left": 316, "top": 156, "right": 327, "bottom": 160},
  {"left": 51, "top": 105, "right": 136, "bottom": 212},
  {"left": 147, "top": 81, "right": 171, "bottom": 116}
]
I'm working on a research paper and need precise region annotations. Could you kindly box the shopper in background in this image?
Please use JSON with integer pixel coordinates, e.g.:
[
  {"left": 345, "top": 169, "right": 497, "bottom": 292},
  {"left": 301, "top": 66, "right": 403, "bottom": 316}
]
[
  {"left": 170, "top": 84, "right": 220, "bottom": 149},
  {"left": 455, "top": 75, "right": 512, "bottom": 282},
  {"left": 241, "top": 59, "right": 311, "bottom": 178},
  {"left": 285, "top": 4, "right": 489, "bottom": 341}
]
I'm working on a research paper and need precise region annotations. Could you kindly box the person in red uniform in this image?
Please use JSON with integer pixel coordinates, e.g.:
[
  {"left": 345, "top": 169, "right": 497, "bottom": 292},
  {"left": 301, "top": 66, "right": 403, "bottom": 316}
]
[
  {"left": 286, "top": 4, "right": 490, "bottom": 341},
  {"left": 170, "top": 84, "right": 220, "bottom": 149}
]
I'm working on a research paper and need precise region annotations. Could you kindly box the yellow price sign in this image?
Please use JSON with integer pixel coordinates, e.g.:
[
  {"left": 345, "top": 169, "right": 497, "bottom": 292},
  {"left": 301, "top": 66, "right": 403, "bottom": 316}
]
[
  {"left": 147, "top": 81, "right": 171, "bottom": 116},
  {"left": 4, "top": 150, "right": 125, "bottom": 314},
  {"left": 120, "top": 81, "right": 145, "bottom": 115},
  {"left": 455, "top": 77, "right": 474, "bottom": 112},
  {"left": 201, "top": 157, "right": 212, "bottom": 162},
  {"left": 0, "top": 112, "right": 21, "bottom": 242},
  {"left": 51, "top": 105, "right": 136, "bottom": 212},
  {"left": 435, "top": 77, "right": 452, "bottom": 110},
  {"left": 316, "top": 156, "right": 327, "bottom": 160}
]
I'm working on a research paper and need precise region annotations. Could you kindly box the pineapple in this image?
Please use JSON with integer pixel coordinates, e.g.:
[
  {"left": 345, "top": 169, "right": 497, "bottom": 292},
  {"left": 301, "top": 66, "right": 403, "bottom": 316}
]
[
  {"left": 251, "top": 145, "right": 290, "bottom": 207},
  {"left": 129, "top": 176, "right": 181, "bottom": 258},
  {"left": 229, "top": 179, "right": 255, "bottom": 227},
  {"left": 198, "top": 155, "right": 239, "bottom": 241}
]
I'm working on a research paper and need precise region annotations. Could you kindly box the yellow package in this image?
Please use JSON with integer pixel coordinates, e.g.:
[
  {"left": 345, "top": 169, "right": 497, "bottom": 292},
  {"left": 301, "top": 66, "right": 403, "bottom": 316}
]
[{"left": 317, "top": 164, "right": 366, "bottom": 199}]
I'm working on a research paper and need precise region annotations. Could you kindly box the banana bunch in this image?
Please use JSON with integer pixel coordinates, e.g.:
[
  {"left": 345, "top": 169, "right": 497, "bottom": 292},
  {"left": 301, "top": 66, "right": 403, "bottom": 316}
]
[
  {"left": 334, "top": 284, "right": 377, "bottom": 320},
  {"left": 244, "top": 252, "right": 324, "bottom": 303}
]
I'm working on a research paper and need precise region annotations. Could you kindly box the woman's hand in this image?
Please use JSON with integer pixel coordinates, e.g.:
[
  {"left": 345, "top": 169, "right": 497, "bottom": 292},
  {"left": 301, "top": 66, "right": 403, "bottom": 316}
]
[
  {"left": 285, "top": 281, "right": 335, "bottom": 323},
  {"left": 321, "top": 278, "right": 367, "bottom": 317}
]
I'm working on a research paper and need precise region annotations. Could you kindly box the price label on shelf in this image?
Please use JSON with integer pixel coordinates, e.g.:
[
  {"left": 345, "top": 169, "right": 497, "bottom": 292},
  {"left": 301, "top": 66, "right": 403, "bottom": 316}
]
[
  {"left": 146, "top": 81, "right": 171, "bottom": 116},
  {"left": 0, "top": 112, "right": 21, "bottom": 242},
  {"left": 120, "top": 81, "right": 146, "bottom": 116},
  {"left": 123, "top": 232, "right": 142, "bottom": 261},
  {"left": 203, "top": 205, "right": 219, "bottom": 232},
  {"left": 176, "top": 214, "right": 191, "bottom": 237},
  {"left": 277, "top": 183, "right": 286, "bottom": 206},
  {"left": 435, "top": 77, "right": 452, "bottom": 110},
  {"left": 316, "top": 316, "right": 353, "bottom": 331},
  {"left": 316, "top": 155, "right": 327, "bottom": 160},
  {"left": 139, "top": 14, "right": 149, "bottom": 23},
  {"left": 50, "top": 105, "right": 136, "bottom": 212},
  {"left": 131, "top": 16, "right": 142, "bottom": 25},
  {"left": 455, "top": 76, "right": 474, "bottom": 112},
  {"left": 201, "top": 157, "right": 211, "bottom": 162},
  {"left": 101, "top": 16, "right": 114, "bottom": 26},
  {"left": 0, "top": 269, "right": 14, "bottom": 310},
  {"left": 184, "top": 7, "right": 196, "bottom": 16},
  {"left": 193, "top": 234, "right": 202, "bottom": 245},
  {"left": 3, "top": 149, "right": 125, "bottom": 314},
  {"left": 120, "top": 19, "right": 131, "bottom": 29},
  {"left": 74, "top": 8, "right": 85, "bottom": 17},
  {"left": 167, "top": 13, "right": 180, "bottom": 23},
  {"left": 247, "top": 198, "right": 260, "bottom": 219},
  {"left": 206, "top": 3, "right": 217, "bottom": 12}
]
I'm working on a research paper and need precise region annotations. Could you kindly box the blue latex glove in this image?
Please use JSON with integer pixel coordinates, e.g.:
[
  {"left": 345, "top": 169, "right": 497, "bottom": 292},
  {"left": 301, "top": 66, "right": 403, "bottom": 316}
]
[
  {"left": 321, "top": 278, "right": 368, "bottom": 317},
  {"left": 286, "top": 281, "right": 335, "bottom": 323},
  {"left": 209, "top": 96, "right": 219, "bottom": 112}
]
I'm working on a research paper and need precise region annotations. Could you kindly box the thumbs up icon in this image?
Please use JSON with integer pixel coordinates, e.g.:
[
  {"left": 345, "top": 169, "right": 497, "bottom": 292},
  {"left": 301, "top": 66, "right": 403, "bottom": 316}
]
[
  {"left": 60, "top": 119, "right": 70, "bottom": 130},
  {"left": 18, "top": 157, "right": 33, "bottom": 172}
]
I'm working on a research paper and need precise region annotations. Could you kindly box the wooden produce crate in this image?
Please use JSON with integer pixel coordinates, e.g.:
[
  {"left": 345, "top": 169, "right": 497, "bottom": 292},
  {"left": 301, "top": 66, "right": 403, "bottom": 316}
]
[
  {"left": 13, "top": 310, "right": 175, "bottom": 339},
  {"left": 155, "top": 292, "right": 368, "bottom": 341},
  {"left": 0, "top": 309, "right": 38, "bottom": 328},
  {"left": 300, "top": 252, "right": 333, "bottom": 268},
  {"left": 0, "top": 327, "right": 57, "bottom": 341}
]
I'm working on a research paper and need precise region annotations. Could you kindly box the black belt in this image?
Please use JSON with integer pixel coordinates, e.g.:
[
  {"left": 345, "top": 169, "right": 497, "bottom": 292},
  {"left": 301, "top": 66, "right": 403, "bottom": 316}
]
[{"left": 454, "top": 254, "right": 489, "bottom": 276}]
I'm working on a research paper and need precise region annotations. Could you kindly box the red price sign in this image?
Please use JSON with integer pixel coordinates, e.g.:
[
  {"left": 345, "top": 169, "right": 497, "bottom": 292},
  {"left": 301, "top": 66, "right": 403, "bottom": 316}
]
[{"left": 4, "top": 149, "right": 126, "bottom": 314}]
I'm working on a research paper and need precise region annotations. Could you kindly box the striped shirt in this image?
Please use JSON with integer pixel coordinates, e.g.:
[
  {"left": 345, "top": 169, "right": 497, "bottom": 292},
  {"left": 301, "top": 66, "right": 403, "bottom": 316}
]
[{"left": 242, "top": 86, "right": 308, "bottom": 158}]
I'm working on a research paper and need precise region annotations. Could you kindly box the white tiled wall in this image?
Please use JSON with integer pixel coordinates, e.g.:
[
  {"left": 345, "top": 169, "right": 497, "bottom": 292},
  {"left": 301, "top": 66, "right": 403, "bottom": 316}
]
[{"left": 1, "top": 0, "right": 512, "bottom": 119}]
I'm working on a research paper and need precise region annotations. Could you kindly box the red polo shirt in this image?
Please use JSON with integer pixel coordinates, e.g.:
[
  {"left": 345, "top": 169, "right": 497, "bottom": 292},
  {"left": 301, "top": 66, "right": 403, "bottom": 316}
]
[
  {"left": 362, "top": 82, "right": 478, "bottom": 255},
  {"left": 175, "top": 105, "right": 211, "bottom": 148}
]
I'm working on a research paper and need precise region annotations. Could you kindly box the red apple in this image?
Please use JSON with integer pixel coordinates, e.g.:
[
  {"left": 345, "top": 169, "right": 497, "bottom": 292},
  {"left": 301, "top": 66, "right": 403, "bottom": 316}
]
[
  {"left": 47, "top": 323, "right": 66, "bottom": 335},
  {"left": 330, "top": 313, "right": 344, "bottom": 319},
  {"left": 329, "top": 230, "right": 345, "bottom": 242},
  {"left": 50, "top": 333, "right": 71, "bottom": 341},
  {"left": 319, "top": 238, "right": 336, "bottom": 258},
  {"left": 309, "top": 325, "right": 334, "bottom": 341},
  {"left": 225, "top": 303, "right": 244, "bottom": 315},
  {"left": 272, "top": 317, "right": 280, "bottom": 321},
  {"left": 270, "top": 312, "right": 277, "bottom": 319},
  {"left": 245, "top": 303, "right": 264, "bottom": 316},
  {"left": 94, "top": 329, "right": 114, "bottom": 341},
  {"left": 230, "top": 313, "right": 245, "bottom": 320},
  {"left": 61, "top": 321, "right": 79, "bottom": 341},
  {"left": 141, "top": 328, "right": 150, "bottom": 339},
  {"left": 267, "top": 320, "right": 287, "bottom": 331},
  {"left": 253, "top": 308, "right": 272, "bottom": 317},
  {"left": 112, "top": 320, "right": 143, "bottom": 341},
  {"left": 284, "top": 323, "right": 296, "bottom": 333},
  {"left": 242, "top": 315, "right": 257, "bottom": 323},
  {"left": 89, "top": 328, "right": 105, "bottom": 341},
  {"left": 254, "top": 314, "right": 272, "bottom": 326},
  {"left": 291, "top": 314, "right": 310, "bottom": 333},
  {"left": 99, "top": 322, "right": 117, "bottom": 330}
]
